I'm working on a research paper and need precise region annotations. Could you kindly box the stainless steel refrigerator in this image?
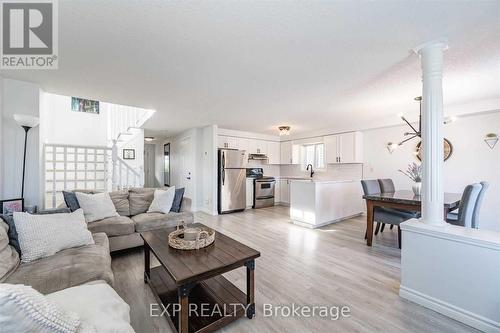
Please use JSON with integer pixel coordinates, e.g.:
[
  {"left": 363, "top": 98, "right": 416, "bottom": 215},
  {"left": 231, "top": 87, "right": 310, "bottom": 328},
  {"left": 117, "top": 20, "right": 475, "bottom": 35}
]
[{"left": 218, "top": 149, "right": 247, "bottom": 214}]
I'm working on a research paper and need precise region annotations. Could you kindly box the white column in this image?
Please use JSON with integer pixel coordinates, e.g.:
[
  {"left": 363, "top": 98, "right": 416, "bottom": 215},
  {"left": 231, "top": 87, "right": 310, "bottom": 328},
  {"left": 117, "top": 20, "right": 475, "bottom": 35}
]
[{"left": 414, "top": 40, "right": 448, "bottom": 226}]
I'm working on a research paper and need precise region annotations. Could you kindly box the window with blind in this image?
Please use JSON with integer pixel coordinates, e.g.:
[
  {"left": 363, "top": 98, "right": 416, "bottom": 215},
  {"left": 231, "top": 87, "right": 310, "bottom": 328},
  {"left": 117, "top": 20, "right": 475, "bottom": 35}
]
[{"left": 303, "top": 143, "right": 325, "bottom": 169}]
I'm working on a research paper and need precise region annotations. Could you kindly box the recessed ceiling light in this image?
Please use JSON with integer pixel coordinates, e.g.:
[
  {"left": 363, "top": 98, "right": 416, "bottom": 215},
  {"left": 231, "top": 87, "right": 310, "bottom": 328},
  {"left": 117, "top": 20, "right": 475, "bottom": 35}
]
[{"left": 144, "top": 137, "right": 155, "bottom": 142}]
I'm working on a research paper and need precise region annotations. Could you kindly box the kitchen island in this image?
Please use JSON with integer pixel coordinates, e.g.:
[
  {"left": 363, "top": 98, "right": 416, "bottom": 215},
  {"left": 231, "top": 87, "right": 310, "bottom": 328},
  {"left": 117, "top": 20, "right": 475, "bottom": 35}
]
[{"left": 290, "top": 179, "right": 363, "bottom": 228}]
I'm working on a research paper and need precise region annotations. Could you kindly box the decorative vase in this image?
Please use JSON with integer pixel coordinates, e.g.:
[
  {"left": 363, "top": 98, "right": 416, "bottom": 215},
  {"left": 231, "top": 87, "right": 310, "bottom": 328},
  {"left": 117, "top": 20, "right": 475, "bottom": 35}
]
[{"left": 412, "top": 182, "right": 422, "bottom": 196}]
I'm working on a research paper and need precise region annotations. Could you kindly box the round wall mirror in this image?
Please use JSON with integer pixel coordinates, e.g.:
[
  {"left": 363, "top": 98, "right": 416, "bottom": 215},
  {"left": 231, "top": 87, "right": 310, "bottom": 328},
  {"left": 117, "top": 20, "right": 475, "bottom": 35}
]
[{"left": 415, "top": 138, "right": 453, "bottom": 162}]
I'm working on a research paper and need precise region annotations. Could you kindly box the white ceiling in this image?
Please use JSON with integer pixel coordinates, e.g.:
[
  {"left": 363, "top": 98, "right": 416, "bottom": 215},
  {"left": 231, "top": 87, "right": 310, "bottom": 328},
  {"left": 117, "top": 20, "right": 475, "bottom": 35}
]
[{"left": 2, "top": 1, "right": 499, "bottom": 137}]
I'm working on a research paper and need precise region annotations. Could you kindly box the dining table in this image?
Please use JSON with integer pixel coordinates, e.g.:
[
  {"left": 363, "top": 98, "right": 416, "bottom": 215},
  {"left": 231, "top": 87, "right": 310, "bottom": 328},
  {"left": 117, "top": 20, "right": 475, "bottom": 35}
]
[{"left": 362, "top": 190, "right": 462, "bottom": 246}]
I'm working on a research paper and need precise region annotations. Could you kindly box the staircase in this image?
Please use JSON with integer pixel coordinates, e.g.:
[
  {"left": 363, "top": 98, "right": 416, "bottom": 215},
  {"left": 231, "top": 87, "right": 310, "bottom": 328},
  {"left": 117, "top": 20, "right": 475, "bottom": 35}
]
[
  {"left": 106, "top": 103, "right": 154, "bottom": 190},
  {"left": 43, "top": 103, "right": 154, "bottom": 208}
]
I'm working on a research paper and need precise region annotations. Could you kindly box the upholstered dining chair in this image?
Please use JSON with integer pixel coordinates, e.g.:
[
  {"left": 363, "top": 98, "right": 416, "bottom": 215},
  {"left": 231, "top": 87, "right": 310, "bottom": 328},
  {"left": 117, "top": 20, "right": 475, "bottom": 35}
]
[
  {"left": 378, "top": 178, "right": 396, "bottom": 193},
  {"left": 447, "top": 183, "right": 486, "bottom": 228},
  {"left": 361, "top": 180, "right": 417, "bottom": 248},
  {"left": 377, "top": 179, "right": 420, "bottom": 232}
]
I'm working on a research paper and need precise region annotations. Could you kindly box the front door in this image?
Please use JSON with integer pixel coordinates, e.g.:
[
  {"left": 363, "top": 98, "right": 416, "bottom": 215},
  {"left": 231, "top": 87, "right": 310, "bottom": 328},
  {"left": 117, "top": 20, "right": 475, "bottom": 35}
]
[{"left": 178, "top": 137, "right": 193, "bottom": 208}]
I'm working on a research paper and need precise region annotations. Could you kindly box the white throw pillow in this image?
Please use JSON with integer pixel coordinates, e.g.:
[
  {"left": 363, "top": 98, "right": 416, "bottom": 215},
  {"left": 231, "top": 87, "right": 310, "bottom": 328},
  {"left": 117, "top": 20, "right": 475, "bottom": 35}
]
[
  {"left": 14, "top": 209, "right": 95, "bottom": 263},
  {"left": 47, "top": 282, "right": 134, "bottom": 333},
  {"left": 147, "top": 187, "right": 176, "bottom": 214},
  {"left": 75, "top": 192, "right": 119, "bottom": 223},
  {"left": 0, "top": 283, "right": 81, "bottom": 333}
]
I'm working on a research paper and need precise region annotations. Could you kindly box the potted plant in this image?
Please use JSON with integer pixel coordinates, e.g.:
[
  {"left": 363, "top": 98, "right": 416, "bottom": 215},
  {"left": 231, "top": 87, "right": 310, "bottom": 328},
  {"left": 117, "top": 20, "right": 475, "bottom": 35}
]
[{"left": 399, "top": 162, "right": 422, "bottom": 195}]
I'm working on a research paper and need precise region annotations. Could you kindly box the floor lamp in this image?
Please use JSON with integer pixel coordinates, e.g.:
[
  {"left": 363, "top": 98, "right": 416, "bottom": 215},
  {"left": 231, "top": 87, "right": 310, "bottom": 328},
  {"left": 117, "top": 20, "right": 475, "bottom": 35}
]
[{"left": 13, "top": 114, "right": 40, "bottom": 198}]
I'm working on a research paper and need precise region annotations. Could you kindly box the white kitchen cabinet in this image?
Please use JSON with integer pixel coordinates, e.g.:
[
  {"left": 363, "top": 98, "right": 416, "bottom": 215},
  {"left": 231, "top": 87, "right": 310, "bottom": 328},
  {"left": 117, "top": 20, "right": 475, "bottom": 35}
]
[
  {"left": 218, "top": 135, "right": 238, "bottom": 149},
  {"left": 280, "top": 141, "right": 300, "bottom": 164},
  {"left": 280, "top": 179, "right": 290, "bottom": 205},
  {"left": 267, "top": 141, "right": 281, "bottom": 164},
  {"left": 246, "top": 178, "right": 254, "bottom": 208},
  {"left": 274, "top": 179, "right": 281, "bottom": 204},
  {"left": 237, "top": 137, "right": 250, "bottom": 153},
  {"left": 324, "top": 132, "right": 363, "bottom": 164},
  {"left": 247, "top": 139, "right": 268, "bottom": 155}
]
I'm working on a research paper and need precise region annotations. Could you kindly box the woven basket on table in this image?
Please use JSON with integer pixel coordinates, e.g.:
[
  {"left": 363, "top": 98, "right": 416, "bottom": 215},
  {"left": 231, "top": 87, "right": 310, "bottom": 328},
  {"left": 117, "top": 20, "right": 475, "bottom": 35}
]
[{"left": 168, "top": 221, "right": 215, "bottom": 250}]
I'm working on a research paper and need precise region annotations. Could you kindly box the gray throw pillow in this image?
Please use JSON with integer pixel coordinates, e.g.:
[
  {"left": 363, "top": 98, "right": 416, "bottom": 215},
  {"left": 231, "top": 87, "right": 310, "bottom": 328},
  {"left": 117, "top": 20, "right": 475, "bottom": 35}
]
[
  {"left": 0, "top": 215, "right": 20, "bottom": 255},
  {"left": 62, "top": 191, "right": 80, "bottom": 212},
  {"left": 171, "top": 188, "right": 185, "bottom": 213},
  {"left": 0, "top": 208, "right": 73, "bottom": 256}
]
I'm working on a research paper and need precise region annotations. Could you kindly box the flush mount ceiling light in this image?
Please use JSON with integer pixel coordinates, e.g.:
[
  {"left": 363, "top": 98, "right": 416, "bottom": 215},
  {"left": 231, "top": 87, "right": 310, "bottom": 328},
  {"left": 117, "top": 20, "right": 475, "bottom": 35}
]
[
  {"left": 144, "top": 137, "right": 155, "bottom": 142},
  {"left": 279, "top": 126, "right": 291, "bottom": 136},
  {"left": 389, "top": 96, "right": 456, "bottom": 152},
  {"left": 484, "top": 133, "right": 498, "bottom": 149}
]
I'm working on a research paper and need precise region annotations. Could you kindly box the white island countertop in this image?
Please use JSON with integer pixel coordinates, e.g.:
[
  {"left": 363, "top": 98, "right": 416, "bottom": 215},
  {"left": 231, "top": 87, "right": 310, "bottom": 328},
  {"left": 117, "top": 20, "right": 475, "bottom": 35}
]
[
  {"left": 289, "top": 179, "right": 363, "bottom": 228},
  {"left": 288, "top": 179, "right": 361, "bottom": 184}
]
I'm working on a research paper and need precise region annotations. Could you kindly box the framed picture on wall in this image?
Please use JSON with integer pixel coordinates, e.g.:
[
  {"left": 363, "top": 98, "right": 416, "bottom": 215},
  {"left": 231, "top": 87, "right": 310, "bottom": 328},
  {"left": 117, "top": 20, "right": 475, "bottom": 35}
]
[
  {"left": 71, "top": 97, "right": 100, "bottom": 114},
  {"left": 0, "top": 198, "right": 24, "bottom": 215},
  {"left": 123, "top": 149, "right": 135, "bottom": 160}
]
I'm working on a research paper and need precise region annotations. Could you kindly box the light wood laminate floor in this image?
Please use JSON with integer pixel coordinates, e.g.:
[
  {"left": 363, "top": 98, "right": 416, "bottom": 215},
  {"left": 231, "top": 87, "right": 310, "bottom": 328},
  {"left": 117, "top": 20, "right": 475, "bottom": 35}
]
[{"left": 111, "top": 206, "right": 476, "bottom": 333}]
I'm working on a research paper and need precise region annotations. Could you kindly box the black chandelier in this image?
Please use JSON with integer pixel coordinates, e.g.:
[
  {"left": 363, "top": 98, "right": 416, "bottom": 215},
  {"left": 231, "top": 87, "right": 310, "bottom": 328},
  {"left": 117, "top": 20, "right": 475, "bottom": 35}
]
[{"left": 387, "top": 96, "right": 456, "bottom": 153}]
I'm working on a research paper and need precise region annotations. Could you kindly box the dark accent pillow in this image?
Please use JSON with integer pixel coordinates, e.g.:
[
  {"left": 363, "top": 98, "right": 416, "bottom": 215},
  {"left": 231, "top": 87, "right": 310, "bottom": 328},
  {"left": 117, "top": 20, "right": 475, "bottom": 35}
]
[
  {"left": 171, "top": 188, "right": 185, "bottom": 213},
  {"left": 63, "top": 191, "right": 80, "bottom": 212},
  {"left": 0, "top": 214, "right": 20, "bottom": 255}
]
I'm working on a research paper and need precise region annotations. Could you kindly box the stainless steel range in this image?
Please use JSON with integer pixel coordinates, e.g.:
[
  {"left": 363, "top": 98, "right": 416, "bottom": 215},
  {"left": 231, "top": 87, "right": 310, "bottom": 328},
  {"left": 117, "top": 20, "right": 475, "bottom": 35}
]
[{"left": 246, "top": 168, "right": 276, "bottom": 209}]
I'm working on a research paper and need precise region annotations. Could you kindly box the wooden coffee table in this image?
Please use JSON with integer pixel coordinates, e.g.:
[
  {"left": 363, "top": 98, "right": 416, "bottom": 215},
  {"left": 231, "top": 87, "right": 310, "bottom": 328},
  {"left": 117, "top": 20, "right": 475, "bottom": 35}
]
[{"left": 141, "top": 223, "right": 261, "bottom": 333}]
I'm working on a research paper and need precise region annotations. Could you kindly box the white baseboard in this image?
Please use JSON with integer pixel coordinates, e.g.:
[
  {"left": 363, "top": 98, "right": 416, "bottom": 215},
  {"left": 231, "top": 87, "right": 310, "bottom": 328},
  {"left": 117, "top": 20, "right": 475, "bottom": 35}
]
[{"left": 400, "top": 285, "right": 500, "bottom": 333}]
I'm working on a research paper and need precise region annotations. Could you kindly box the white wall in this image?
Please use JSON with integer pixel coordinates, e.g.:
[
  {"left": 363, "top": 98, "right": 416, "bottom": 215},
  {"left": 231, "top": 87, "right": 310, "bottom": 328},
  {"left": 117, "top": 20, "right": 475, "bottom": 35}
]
[
  {"left": 42, "top": 93, "right": 108, "bottom": 147},
  {"left": 400, "top": 220, "right": 500, "bottom": 332},
  {"left": 167, "top": 128, "right": 199, "bottom": 211},
  {"left": 118, "top": 129, "right": 144, "bottom": 171},
  {"left": 363, "top": 111, "right": 500, "bottom": 232},
  {"left": 161, "top": 125, "right": 218, "bottom": 214},
  {"left": 200, "top": 125, "right": 217, "bottom": 215},
  {"left": 1, "top": 79, "right": 42, "bottom": 207}
]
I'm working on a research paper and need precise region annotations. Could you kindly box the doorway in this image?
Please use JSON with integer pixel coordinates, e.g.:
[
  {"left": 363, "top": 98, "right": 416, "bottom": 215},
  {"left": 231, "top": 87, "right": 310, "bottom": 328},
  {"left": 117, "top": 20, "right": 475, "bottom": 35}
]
[{"left": 144, "top": 144, "right": 156, "bottom": 187}]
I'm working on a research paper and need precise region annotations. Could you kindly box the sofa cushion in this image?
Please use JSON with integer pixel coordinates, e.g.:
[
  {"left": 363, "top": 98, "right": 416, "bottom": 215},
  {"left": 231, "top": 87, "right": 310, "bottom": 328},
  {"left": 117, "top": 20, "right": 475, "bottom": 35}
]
[
  {"left": 128, "top": 187, "right": 155, "bottom": 216},
  {"left": 109, "top": 189, "right": 130, "bottom": 216},
  {"left": 5, "top": 233, "right": 114, "bottom": 294},
  {"left": 132, "top": 211, "right": 194, "bottom": 233},
  {"left": 0, "top": 220, "right": 19, "bottom": 282},
  {"left": 87, "top": 215, "right": 135, "bottom": 237},
  {"left": 47, "top": 281, "right": 135, "bottom": 333}
]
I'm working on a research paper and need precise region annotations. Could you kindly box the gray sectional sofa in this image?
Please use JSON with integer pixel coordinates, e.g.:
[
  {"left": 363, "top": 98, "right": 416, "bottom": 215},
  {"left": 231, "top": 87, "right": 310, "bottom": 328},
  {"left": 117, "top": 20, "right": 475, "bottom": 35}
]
[{"left": 66, "top": 187, "right": 194, "bottom": 252}]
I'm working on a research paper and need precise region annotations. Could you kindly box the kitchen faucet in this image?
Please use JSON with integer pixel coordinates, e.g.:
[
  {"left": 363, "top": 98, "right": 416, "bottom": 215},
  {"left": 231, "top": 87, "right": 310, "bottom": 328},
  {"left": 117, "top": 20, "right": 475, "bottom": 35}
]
[{"left": 306, "top": 164, "right": 314, "bottom": 178}]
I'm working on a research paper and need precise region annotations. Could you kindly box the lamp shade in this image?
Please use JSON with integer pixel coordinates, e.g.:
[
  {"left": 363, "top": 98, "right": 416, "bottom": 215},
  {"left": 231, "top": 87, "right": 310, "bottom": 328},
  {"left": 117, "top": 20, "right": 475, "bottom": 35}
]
[{"left": 13, "top": 114, "right": 39, "bottom": 128}]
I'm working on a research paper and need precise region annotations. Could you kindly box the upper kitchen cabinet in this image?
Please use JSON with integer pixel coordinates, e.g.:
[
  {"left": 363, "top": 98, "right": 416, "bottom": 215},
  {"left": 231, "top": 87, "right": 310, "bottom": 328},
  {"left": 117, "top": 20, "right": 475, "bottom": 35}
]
[
  {"left": 325, "top": 132, "right": 363, "bottom": 164},
  {"left": 248, "top": 139, "right": 268, "bottom": 155},
  {"left": 237, "top": 137, "right": 250, "bottom": 153},
  {"left": 267, "top": 141, "right": 281, "bottom": 164},
  {"left": 280, "top": 141, "right": 300, "bottom": 164},
  {"left": 218, "top": 135, "right": 238, "bottom": 149}
]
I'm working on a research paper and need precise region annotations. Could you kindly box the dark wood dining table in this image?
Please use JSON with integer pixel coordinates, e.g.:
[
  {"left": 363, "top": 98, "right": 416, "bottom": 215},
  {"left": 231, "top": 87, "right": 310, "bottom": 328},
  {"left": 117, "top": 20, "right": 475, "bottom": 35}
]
[{"left": 362, "top": 190, "right": 462, "bottom": 246}]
